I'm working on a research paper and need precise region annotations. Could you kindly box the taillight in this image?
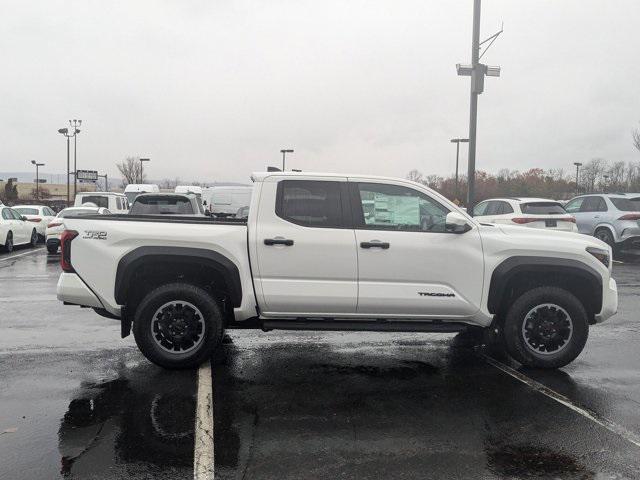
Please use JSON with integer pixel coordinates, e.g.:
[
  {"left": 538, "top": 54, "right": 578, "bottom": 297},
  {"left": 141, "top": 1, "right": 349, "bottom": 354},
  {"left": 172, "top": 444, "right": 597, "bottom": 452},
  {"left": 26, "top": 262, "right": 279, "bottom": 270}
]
[
  {"left": 618, "top": 213, "right": 640, "bottom": 221},
  {"left": 511, "top": 217, "right": 538, "bottom": 224},
  {"left": 27, "top": 217, "right": 42, "bottom": 223},
  {"left": 60, "top": 230, "right": 79, "bottom": 273},
  {"left": 48, "top": 222, "right": 62, "bottom": 228},
  {"left": 562, "top": 217, "right": 576, "bottom": 223}
]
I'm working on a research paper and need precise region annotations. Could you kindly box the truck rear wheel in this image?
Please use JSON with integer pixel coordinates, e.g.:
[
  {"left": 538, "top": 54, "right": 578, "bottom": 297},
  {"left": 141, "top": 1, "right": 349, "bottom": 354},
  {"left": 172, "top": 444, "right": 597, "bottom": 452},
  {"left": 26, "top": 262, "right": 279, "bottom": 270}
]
[
  {"left": 133, "top": 282, "right": 223, "bottom": 369},
  {"left": 503, "top": 286, "right": 589, "bottom": 369}
]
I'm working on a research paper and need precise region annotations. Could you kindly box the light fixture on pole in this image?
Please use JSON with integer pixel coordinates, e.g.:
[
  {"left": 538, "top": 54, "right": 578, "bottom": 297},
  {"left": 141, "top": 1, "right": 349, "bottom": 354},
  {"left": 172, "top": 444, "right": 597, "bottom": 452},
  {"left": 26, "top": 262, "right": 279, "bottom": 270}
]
[
  {"left": 57, "top": 127, "right": 76, "bottom": 206},
  {"left": 69, "top": 120, "right": 82, "bottom": 198},
  {"left": 573, "top": 162, "right": 582, "bottom": 194},
  {"left": 456, "top": 0, "right": 503, "bottom": 214},
  {"left": 139, "top": 158, "right": 151, "bottom": 183},
  {"left": 31, "top": 160, "right": 45, "bottom": 201},
  {"left": 450, "top": 138, "right": 469, "bottom": 201},
  {"left": 280, "top": 149, "right": 294, "bottom": 171}
]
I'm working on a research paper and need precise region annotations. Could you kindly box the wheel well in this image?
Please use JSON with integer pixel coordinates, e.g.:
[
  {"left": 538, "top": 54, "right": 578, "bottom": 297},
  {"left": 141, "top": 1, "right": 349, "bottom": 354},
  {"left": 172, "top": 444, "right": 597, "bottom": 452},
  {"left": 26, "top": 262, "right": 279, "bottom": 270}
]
[
  {"left": 488, "top": 261, "right": 602, "bottom": 324},
  {"left": 115, "top": 247, "right": 242, "bottom": 325},
  {"left": 594, "top": 225, "right": 615, "bottom": 239}
]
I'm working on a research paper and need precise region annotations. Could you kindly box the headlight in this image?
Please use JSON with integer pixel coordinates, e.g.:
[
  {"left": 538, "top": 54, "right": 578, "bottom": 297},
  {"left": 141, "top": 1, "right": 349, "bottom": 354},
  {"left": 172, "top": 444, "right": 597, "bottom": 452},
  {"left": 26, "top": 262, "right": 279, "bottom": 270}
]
[{"left": 586, "top": 246, "right": 610, "bottom": 268}]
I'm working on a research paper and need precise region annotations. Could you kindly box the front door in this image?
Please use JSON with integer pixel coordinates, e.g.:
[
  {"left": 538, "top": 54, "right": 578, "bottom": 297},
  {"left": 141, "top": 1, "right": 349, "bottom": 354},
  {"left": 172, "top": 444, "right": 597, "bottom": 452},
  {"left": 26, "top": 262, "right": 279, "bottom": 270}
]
[
  {"left": 253, "top": 177, "right": 358, "bottom": 316},
  {"left": 349, "top": 180, "right": 484, "bottom": 318}
]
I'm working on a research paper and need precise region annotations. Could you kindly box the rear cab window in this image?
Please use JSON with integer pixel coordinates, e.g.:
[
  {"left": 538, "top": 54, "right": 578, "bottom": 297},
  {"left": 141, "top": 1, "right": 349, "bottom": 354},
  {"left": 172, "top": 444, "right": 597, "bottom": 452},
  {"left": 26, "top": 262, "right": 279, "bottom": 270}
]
[{"left": 130, "top": 196, "right": 195, "bottom": 215}]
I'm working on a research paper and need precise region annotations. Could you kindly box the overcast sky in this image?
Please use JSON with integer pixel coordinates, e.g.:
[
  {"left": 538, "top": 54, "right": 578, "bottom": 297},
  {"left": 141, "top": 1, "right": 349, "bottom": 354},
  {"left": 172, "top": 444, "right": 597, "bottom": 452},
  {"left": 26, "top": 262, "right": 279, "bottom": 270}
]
[{"left": 2, "top": 0, "right": 639, "bottom": 183}]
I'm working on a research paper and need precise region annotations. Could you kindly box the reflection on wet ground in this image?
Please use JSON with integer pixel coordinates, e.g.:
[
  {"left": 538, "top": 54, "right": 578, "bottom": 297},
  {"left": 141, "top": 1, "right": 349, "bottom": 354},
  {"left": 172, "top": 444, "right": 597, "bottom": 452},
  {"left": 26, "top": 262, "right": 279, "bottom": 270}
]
[
  {"left": 212, "top": 333, "right": 640, "bottom": 479},
  {"left": 58, "top": 363, "right": 196, "bottom": 478}
]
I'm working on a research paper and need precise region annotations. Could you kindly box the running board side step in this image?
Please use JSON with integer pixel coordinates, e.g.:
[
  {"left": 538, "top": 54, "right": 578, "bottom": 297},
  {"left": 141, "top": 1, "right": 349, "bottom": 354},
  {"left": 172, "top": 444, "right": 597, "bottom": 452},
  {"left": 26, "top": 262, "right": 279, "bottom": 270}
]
[{"left": 261, "top": 319, "right": 468, "bottom": 333}]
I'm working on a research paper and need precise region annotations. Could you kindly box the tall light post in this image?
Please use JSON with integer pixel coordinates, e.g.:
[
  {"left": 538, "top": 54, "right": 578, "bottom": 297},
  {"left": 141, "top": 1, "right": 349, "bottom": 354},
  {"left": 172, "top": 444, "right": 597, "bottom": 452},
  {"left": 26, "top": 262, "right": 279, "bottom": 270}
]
[
  {"left": 573, "top": 162, "right": 582, "bottom": 194},
  {"left": 31, "top": 160, "right": 45, "bottom": 201},
  {"left": 69, "top": 120, "right": 82, "bottom": 198},
  {"left": 603, "top": 174, "right": 609, "bottom": 193},
  {"left": 58, "top": 127, "right": 77, "bottom": 206},
  {"left": 139, "top": 158, "right": 150, "bottom": 183},
  {"left": 457, "top": 0, "right": 502, "bottom": 213},
  {"left": 280, "top": 149, "right": 294, "bottom": 171},
  {"left": 450, "top": 138, "right": 469, "bottom": 200}
]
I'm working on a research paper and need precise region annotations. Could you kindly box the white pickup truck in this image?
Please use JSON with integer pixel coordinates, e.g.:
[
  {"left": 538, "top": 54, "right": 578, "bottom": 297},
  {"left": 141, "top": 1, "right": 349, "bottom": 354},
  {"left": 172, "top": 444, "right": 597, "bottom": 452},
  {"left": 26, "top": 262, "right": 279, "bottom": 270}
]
[{"left": 57, "top": 172, "right": 618, "bottom": 369}]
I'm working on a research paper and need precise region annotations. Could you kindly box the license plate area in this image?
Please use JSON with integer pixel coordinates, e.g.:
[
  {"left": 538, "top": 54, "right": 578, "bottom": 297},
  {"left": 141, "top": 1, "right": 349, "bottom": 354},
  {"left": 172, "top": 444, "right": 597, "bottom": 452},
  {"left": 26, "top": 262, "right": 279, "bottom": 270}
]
[{"left": 545, "top": 219, "right": 557, "bottom": 227}]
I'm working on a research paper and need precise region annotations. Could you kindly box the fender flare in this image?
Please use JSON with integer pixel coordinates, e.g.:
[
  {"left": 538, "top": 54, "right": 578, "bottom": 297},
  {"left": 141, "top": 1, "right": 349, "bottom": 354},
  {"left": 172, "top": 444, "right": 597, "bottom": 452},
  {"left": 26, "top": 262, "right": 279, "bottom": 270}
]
[
  {"left": 487, "top": 256, "right": 602, "bottom": 315},
  {"left": 114, "top": 246, "right": 242, "bottom": 307}
]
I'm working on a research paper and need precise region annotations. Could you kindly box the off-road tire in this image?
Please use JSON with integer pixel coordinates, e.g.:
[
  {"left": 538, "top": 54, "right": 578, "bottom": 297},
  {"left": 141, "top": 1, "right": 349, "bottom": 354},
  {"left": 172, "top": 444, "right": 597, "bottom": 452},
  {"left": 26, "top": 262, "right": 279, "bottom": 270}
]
[
  {"left": 503, "top": 286, "right": 589, "bottom": 369},
  {"left": 133, "top": 282, "right": 224, "bottom": 369}
]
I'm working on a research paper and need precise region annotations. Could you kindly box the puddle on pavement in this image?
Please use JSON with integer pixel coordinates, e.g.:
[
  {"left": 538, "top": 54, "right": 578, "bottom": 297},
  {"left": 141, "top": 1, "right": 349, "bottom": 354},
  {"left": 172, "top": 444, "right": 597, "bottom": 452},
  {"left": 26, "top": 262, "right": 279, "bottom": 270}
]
[
  {"left": 311, "top": 360, "right": 439, "bottom": 379},
  {"left": 58, "top": 364, "right": 196, "bottom": 477}
]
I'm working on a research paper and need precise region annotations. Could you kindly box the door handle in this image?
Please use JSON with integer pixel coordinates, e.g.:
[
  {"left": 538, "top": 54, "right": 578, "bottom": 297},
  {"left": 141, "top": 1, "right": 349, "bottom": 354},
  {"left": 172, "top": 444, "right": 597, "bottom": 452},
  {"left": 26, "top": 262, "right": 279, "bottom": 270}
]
[
  {"left": 360, "top": 241, "right": 390, "bottom": 249},
  {"left": 264, "top": 238, "right": 294, "bottom": 246}
]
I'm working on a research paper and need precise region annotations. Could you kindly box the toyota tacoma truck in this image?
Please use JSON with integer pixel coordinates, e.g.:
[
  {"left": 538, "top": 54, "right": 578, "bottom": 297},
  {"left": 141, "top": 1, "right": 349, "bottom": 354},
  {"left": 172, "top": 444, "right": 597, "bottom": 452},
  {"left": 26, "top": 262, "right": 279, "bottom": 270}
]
[{"left": 56, "top": 172, "right": 618, "bottom": 369}]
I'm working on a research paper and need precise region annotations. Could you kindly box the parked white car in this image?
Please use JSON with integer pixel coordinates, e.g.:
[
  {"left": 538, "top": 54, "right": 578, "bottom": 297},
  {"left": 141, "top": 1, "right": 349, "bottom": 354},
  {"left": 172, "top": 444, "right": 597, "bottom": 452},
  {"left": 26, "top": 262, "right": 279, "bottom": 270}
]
[
  {"left": 74, "top": 192, "right": 129, "bottom": 214},
  {"left": 46, "top": 206, "right": 110, "bottom": 254},
  {"left": 13, "top": 205, "right": 57, "bottom": 239},
  {"left": 1, "top": 206, "right": 39, "bottom": 252},
  {"left": 473, "top": 197, "right": 578, "bottom": 232}
]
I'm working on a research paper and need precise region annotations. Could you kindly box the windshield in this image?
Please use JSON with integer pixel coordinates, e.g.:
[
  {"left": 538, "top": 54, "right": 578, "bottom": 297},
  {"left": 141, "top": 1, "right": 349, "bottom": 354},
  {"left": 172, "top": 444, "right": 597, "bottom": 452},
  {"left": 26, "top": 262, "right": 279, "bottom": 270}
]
[
  {"left": 130, "top": 196, "right": 195, "bottom": 215},
  {"left": 520, "top": 202, "right": 566, "bottom": 215},
  {"left": 610, "top": 198, "right": 638, "bottom": 211},
  {"left": 15, "top": 207, "right": 39, "bottom": 215},
  {"left": 58, "top": 208, "right": 97, "bottom": 218},
  {"left": 124, "top": 192, "right": 139, "bottom": 205}
]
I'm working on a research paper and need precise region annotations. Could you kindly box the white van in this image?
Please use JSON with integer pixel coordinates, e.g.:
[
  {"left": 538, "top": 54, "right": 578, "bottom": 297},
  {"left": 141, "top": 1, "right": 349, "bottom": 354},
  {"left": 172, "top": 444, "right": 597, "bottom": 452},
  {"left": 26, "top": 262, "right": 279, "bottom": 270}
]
[
  {"left": 175, "top": 185, "right": 203, "bottom": 197},
  {"left": 124, "top": 184, "right": 160, "bottom": 206},
  {"left": 203, "top": 186, "right": 252, "bottom": 217},
  {"left": 74, "top": 192, "right": 129, "bottom": 214}
]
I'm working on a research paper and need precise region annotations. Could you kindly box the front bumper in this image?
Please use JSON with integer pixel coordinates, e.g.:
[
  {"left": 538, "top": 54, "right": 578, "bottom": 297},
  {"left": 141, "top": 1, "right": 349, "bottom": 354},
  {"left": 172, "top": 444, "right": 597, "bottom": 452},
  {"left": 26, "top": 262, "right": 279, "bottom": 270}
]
[
  {"left": 56, "top": 272, "right": 104, "bottom": 309},
  {"left": 594, "top": 277, "right": 618, "bottom": 323}
]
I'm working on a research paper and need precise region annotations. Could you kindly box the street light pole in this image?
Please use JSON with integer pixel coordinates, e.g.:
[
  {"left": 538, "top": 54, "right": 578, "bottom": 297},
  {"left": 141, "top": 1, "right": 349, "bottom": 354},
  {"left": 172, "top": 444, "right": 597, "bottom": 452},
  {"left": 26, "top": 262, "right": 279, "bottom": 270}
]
[
  {"left": 139, "top": 158, "right": 150, "bottom": 183},
  {"left": 31, "top": 160, "right": 45, "bottom": 201},
  {"left": 450, "top": 138, "right": 469, "bottom": 200},
  {"left": 280, "top": 149, "right": 294, "bottom": 171},
  {"left": 573, "top": 162, "right": 582, "bottom": 195},
  {"left": 456, "top": 0, "right": 502, "bottom": 214},
  {"left": 70, "top": 120, "right": 82, "bottom": 199},
  {"left": 58, "top": 127, "right": 78, "bottom": 206}
]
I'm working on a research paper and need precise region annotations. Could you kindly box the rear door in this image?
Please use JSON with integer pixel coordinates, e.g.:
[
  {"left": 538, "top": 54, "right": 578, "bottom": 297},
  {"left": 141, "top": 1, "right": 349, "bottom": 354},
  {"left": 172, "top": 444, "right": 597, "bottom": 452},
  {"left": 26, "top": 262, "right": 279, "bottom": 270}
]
[
  {"left": 349, "top": 180, "right": 484, "bottom": 318},
  {"left": 253, "top": 177, "right": 358, "bottom": 316}
]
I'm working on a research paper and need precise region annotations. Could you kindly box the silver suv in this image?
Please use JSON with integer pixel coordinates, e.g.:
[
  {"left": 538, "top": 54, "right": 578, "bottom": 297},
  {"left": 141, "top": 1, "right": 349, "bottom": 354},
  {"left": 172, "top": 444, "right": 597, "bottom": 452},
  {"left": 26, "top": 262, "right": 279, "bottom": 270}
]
[{"left": 564, "top": 194, "right": 640, "bottom": 250}]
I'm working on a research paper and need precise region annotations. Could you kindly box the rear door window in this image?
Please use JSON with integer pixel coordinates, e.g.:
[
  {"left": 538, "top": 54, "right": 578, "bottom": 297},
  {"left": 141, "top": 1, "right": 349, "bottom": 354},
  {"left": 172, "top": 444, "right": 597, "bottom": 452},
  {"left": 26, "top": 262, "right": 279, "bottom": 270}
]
[
  {"left": 276, "top": 180, "right": 345, "bottom": 228},
  {"left": 580, "top": 197, "right": 607, "bottom": 213}
]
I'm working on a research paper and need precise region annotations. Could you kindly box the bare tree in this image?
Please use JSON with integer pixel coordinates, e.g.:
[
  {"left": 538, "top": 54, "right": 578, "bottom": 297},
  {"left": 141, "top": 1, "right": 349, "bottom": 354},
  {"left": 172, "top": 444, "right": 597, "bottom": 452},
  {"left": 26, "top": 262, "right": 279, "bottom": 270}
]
[
  {"left": 116, "top": 156, "right": 145, "bottom": 186},
  {"left": 406, "top": 169, "right": 424, "bottom": 184},
  {"left": 633, "top": 123, "right": 640, "bottom": 154}
]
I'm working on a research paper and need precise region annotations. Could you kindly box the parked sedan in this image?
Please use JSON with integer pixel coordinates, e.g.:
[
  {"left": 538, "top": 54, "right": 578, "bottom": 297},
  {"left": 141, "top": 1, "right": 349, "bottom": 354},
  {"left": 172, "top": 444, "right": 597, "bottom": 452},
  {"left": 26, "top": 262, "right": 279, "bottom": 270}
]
[
  {"left": 1, "top": 206, "right": 39, "bottom": 252},
  {"left": 564, "top": 194, "right": 640, "bottom": 250},
  {"left": 473, "top": 197, "right": 578, "bottom": 232},
  {"left": 13, "top": 205, "right": 57, "bottom": 240},
  {"left": 46, "top": 207, "right": 110, "bottom": 254}
]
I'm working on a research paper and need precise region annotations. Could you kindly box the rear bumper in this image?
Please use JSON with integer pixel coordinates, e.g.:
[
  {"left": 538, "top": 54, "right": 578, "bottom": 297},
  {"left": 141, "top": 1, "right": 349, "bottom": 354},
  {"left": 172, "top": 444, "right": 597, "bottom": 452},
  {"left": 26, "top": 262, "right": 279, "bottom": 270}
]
[
  {"left": 594, "top": 277, "right": 617, "bottom": 323},
  {"left": 56, "top": 272, "right": 104, "bottom": 309}
]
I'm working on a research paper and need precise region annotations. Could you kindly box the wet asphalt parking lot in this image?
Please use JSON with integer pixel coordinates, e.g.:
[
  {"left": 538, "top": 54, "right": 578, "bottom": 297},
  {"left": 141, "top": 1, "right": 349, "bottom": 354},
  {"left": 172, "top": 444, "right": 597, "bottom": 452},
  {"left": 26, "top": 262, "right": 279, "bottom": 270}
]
[{"left": 1, "top": 246, "right": 640, "bottom": 479}]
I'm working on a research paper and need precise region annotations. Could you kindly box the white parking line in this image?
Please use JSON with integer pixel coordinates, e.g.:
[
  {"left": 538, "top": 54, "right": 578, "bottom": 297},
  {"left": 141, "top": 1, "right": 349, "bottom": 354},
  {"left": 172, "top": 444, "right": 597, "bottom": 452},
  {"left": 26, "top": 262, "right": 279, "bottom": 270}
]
[
  {"left": 480, "top": 353, "right": 640, "bottom": 449},
  {"left": 194, "top": 360, "right": 214, "bottom": 480},
  {"left": 0, "top": 248, "right": 44, "bottom": 262}
]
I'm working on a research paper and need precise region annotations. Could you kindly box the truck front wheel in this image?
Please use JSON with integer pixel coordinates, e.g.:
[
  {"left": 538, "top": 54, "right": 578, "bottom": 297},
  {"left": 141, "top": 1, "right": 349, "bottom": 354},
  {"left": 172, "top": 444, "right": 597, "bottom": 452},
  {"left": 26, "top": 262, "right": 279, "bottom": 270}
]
[
  {"left": 503, "top": 286, "right": 589, "bottom": 369},
  {"left": 133, "top": 282, "right": 223, "bottom": 369}
]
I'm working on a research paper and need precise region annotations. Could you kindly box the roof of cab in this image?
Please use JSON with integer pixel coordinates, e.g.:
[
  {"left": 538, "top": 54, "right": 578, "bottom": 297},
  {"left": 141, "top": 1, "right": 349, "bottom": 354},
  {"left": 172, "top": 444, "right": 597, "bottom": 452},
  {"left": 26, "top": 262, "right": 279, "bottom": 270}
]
[{"left": 250, "top": 171, "right": 418, "bottom": 183}]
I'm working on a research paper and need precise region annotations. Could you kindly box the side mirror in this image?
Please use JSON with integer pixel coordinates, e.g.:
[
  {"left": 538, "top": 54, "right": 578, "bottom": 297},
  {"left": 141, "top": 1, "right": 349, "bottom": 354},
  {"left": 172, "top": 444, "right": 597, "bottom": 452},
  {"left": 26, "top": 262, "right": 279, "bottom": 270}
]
[
  {"left": 204, "top": 210, "right": 212, "bottom": 217},
  {"left": 445, "top": 211, "right": 472, "bottom": 234},
  {"left": 21, "top": 216, "right": 28, "bottom": 221}
]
